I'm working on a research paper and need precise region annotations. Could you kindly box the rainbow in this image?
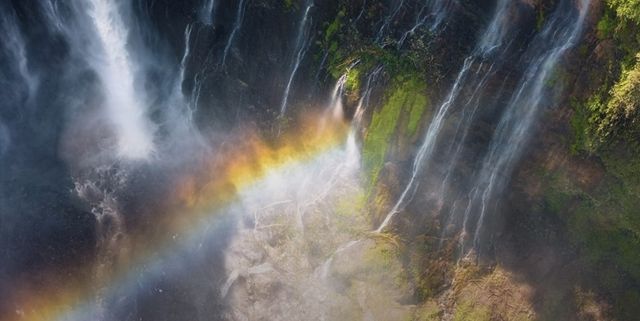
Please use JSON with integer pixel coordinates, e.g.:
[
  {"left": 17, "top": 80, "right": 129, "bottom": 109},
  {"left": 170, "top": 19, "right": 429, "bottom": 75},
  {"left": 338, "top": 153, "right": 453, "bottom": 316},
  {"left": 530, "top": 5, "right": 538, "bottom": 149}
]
[{"left": 5, "top": 111, "right": 351, "bottom": 321}]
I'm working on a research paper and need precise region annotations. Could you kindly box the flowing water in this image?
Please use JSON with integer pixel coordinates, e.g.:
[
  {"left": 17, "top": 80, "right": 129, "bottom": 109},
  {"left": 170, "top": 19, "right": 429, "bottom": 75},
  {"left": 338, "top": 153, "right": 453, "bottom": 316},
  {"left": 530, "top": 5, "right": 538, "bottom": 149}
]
[
  {"left": 378, "top": 0, "right": 591, "bottom": 257},
  {"left": 374, "top": 0, "right": 405, "bottom": 44},
  {"left": 462, "top": 0, "right": 592, "bottom": 253},
  {"left": 221, "top": 0, "right": 247, "bottom": 67},
  {"left": 0, "top": 1, "right": 597, "bottom": 320},
  {"left": 279, "top": 1, "right": 314, "bottom": 118},
  {"left": 376, "top": 0, "right": 511, "bottom": 233},
  {"left": 0, "top": 11, "right": 37, "bottom": 107},
  {"left": 86, "top": 0, "right": 156, "bottom": 160},
  {"left": 397, "top": 0, "right": 454, "bottom": 48},
  {"left": 200, "top": 0, "right": 218, "bottom": 25}
]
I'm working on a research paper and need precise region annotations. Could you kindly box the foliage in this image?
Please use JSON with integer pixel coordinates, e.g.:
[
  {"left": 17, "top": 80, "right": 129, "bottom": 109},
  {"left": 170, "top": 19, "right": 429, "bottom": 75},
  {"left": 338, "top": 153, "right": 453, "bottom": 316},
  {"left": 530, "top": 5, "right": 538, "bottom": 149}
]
[
  {"left": 568, "top": 7, "right": 640, "bottom": 296},
  {"left": 573, "top": 1, "right": 640, "bottom": 153},
  {"left": 453, "top": 300, "right": 491, "bottom": 321},
  {"left": 600, "top": 53, "right": 640, "bottom": 140},
  {"left": 608, "top": 0, "right": 640, "bottom": 24},
  {"left": 412, "top": 301, "right": 441, "bottom": 321}
]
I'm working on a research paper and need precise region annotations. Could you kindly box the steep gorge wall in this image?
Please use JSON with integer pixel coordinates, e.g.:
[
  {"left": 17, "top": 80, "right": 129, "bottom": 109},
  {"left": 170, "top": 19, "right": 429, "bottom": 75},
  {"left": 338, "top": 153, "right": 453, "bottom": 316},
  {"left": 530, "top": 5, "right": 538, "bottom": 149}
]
[
  {"left": 309, "top": 0, "right": 639, "bottom": 320},
  {"left": 1, "top": 0, "right": 638, "bottom": 320},
  {"left": 174, "top": 0, "right": 639, "bottom": 319}
]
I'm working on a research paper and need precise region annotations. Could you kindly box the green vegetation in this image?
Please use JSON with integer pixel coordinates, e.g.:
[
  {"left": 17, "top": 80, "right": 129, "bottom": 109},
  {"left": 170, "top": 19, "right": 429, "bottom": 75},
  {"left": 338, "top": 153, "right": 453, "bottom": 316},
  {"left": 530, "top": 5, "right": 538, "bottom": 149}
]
[
  {"left": 412, "top": 302, "right": 441, "bottom": 321},
  {"left": 363, "top": 76, "right": 427, "bottom": 185},
  {"left": 320, "top": 7, "right": 348, "bottom": 80},
  {"left": 601, "top": 54, "right": 640, "bottom": 140},
  {"left": 573, "top": 1, "right": 640, "bottom": 151},
  {"left": 558, "top": 3, "right": 640, "bottom": 318},
  {"left": 407, "top": 92, "right": 428, "bottom": 136},
  {"left": 608, "top": 0, "right": 640, "bottom": 24},
  {"left": 453, "top": 300, "right": 491, "bottom": 321},
  {"left": 541, "top": 154, "right": 640, "bottom": 319},
  {"left": 362, "top": 80, "right": 405, "bottom": 184}
]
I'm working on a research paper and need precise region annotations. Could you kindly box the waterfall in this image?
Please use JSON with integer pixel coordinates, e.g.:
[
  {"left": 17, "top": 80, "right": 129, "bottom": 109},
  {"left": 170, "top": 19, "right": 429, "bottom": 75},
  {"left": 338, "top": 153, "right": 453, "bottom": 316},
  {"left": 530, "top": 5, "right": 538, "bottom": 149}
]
[
  {"left": 176, "top": 23, "right": 198, "bottom": 123},
  {"left": 0, "top": 10, "right": 38, "bottom": 106},
  {"left": 347, "top": 65, "right": 383, "bottom": 165},
  {"left": 0, "top": 8, "right": 35, "bottom": 157},
  {"left": 312, "top": 49, "right": 329, "bottom": 91},
  {"left": 353, "top": 66, "right": 384, "bottom": 129},
  {"left": 428, "top": 0, "right": 454, "bottom": 32},
  {"left": 463, "top": 0, "right": 592, "bottom": 252},
  {"left": 328, "top": 73, "right": 347, "bottom": 120},
  {"left": 221, "top": 0, "right": 247, "bottom": 67},
  {"left": 279, "top": 1, "right": 314, "bottom": 118},
  {"left": 374, "top": 0, "right": 405, "bottom": 44},
  {"left": 200, "top": 0, "right": 217, "bottom": 26},
  {"left": 40, "top": 0, "right": 65, "bottom": 31},
  {"left": 376, "top": 0, "right": 511, "bottom": 233},
  {"left": 178, "top": 24, "right": 193, "bottom": 93},
  {"left": 354, "top": 0, "right": 367, "bottom": 24},
  {"left": 397, "top": 0, "right": 453, "bottom": 49},
  {"left": 87, "top": 0, "right": 155, "bottom": 160}
]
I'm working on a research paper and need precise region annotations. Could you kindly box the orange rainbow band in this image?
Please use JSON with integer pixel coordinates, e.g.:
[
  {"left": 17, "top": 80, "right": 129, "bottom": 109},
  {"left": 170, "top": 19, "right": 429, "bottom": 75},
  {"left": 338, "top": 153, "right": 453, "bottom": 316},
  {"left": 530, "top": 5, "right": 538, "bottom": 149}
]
[{"left": 6, "top": 111, "right": 350, "bottom": 321}]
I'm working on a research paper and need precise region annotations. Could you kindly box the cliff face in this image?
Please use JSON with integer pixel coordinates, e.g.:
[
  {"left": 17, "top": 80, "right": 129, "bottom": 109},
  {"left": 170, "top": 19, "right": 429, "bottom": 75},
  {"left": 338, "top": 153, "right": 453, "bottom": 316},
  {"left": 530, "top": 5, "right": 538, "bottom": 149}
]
[
  {"left": 302, "top": 0, "right": 640, "bottom": 320},
  {"left": 1, "top": 0, "right": 639, "bottom": 320},
  {"left": 509, "top": 1, "right": 640, "bottom": 319}
]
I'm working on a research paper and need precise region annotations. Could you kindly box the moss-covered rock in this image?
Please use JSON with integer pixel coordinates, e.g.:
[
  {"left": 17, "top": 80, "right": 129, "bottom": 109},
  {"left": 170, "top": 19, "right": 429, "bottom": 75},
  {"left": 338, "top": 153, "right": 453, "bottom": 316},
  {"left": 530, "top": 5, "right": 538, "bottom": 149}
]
[{"left": 363, "top": 75, "right": 428, "bottom": 186}]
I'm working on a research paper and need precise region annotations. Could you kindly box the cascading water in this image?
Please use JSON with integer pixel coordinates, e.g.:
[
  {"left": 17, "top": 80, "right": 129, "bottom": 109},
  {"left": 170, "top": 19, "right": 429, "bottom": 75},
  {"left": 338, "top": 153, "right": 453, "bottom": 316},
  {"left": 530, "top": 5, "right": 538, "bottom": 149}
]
[
  {"left": 354, "top": 0, "right": 368, "bottom": 24},
  {"left": 172, "top": 24, "right": 195, "bottom": 114},
  {"left": 353, "top": 66, "right": 384, "bottom": 130},
  {"left": 221, "top": 0, "right": 247, "bottom": 67},
  {"left": 279, "top": 0, "right": 314, "bottom": 118},
  {"left": 200, "top": 0, "right": 217, "bottom": 25},
  {"left": 2, "top": 1, "right": 622, "bottom": 320},
  {"left": 87, "top": 0, "right": 155, "bottom": 160},
  {"left": 397, "top": 0, "right": 454, "bottom": 48},
  {"left": 374, "top": 0, "right": 405, "bottom": 44},
  {"left": 0, "top": 12, "right": 37, "bottom": 106},
  {"left": 178, "top": 24, "right": 193, "bottom": 97},
  {"left": 328, "top": 73, "right": 348, "bottom": 120},
  {"left": 462, "top": 0, "right": 592, "bottom": 253},
  {"left": 376, "top": 0, "right": 511, "bottom": 233}
]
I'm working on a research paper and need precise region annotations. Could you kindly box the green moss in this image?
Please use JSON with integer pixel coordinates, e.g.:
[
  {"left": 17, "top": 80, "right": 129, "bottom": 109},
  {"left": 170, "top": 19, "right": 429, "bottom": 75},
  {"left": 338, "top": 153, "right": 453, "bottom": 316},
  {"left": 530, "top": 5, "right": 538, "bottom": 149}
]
[
  {"left": 568, "top": 39, "right": 640, "bottom": 287},
  {"left": 333, "top": 190, "right": 368, "bottom": 235},
  {"left": 607, "top": 0, "right": 640, "bottom": 24},
  {"left": 597, "top": 9, "right": 616, "bottom": 39},
  {"left": 407, "top": 91, "right": 428, "bottom": 136},
  {"left": 363, "top": 76, "right": 427, "bottom": 185},
  {"left": 346, "top": 67, "right": 361, "bottom": 92},
  {"left": 573, "top": 1, "right": 640, "bottom": 152},
  {"left": 453, "top": 300, "right": 491, "bottom": 321},
  {"left": 412, "top": 302, "right": 440, "bottom": 321},
  {"left": 324, "top": 10, "right": 345, "bottom": 44},
  {"left": 363, "top": 84, "right": 404, "bottom": 185},
  {"left": 600, "top": 54, "right": 640, "bottom": 140},
  {"left": 363, "top": 241, "right": 397, "bottom": 271}
]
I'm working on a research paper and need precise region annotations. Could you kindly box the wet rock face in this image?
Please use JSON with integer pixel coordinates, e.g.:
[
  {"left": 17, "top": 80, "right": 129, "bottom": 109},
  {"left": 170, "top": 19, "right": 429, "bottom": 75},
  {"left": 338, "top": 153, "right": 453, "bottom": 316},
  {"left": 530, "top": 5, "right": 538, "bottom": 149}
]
[
  {"left": 133, "top": 0, "right": 503, "bottom": 131},
  {"left": 6, "top": 0, "right": 635, "bottom": 320}
]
